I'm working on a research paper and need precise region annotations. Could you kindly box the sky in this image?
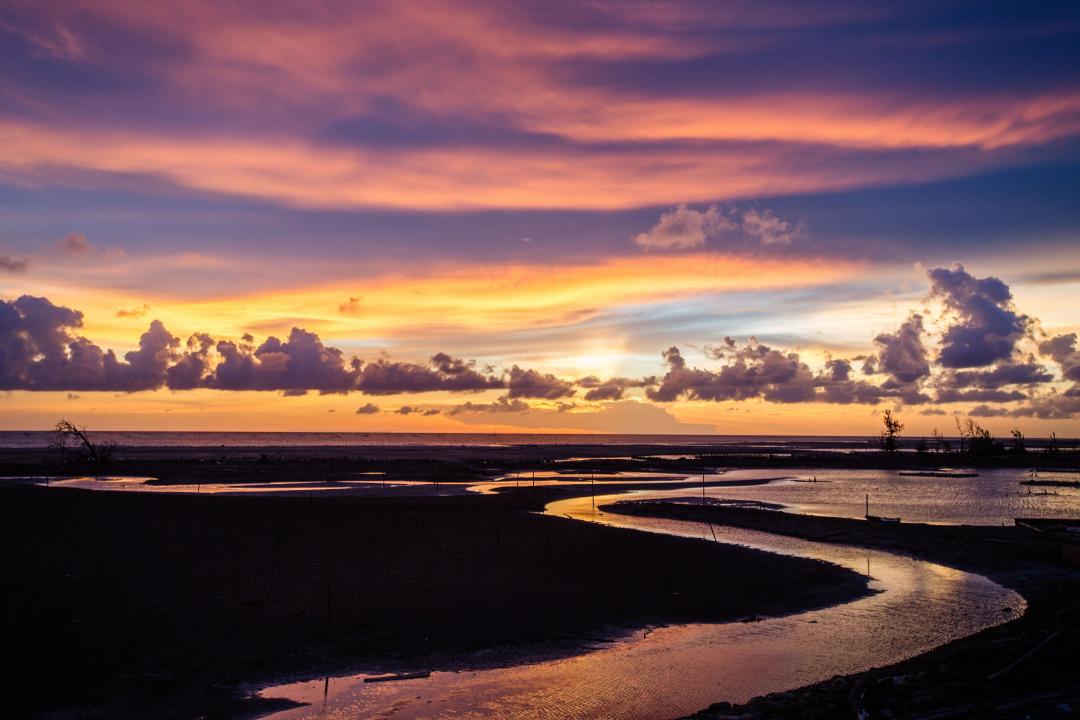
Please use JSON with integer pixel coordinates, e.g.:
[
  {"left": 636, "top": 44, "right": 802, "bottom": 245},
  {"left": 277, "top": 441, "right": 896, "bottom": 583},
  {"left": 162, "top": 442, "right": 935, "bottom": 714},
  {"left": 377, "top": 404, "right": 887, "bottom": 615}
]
[{"left": 2, "top": 0, "right": 1080, "bottom": 436}]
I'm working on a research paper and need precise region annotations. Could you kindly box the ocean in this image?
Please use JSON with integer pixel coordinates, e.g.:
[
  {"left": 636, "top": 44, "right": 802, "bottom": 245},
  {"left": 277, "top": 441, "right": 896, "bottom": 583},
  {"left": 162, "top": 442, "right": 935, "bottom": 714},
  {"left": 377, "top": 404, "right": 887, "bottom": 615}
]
[{"left": 0, "top": 431, "right": 879, "bottom": 450}]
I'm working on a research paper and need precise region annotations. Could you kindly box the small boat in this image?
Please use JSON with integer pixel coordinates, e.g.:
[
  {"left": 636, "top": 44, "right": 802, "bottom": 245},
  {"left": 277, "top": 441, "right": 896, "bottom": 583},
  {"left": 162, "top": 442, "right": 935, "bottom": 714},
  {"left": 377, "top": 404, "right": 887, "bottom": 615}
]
[
  {"left": 1015, "top": 518, "right": 1080, "bottom": 534},
  {"left": 864, "top": 493, "right": 901, "bottom": 523},
  {"left": 1015, "top": 518, "right": 1080, "bottom": 565},
  {"left": 1020, "top": 479, "right": 1080, "bottom": 488},
  {"left": 364, "top": 671, "right": 431, "bottom": 683}
]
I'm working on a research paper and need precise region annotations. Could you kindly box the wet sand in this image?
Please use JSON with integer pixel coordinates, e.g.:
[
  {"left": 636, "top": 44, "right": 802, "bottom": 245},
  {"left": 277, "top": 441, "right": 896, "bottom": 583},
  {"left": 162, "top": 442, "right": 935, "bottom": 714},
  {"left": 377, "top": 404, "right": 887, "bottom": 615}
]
[{"left": 0, "top": 483, "right": 867, "bottom": 719}]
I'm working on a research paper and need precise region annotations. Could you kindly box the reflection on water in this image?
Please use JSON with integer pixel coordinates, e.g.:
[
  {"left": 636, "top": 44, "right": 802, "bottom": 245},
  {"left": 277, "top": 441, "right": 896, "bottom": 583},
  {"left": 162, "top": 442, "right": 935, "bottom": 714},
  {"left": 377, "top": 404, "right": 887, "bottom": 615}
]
[
  {"left": 471, "top": 471, "right": 710, "bottom": 493},
  {"left": 256, "top": 488, "right": 1024, "bottom": 720},
  {"left": 18, "top": 476, "right": 469, "bottom": 496},
  {"left": 698, "top": 467, "right": 1080, "bottom": 525},
  {"left": 23, "top": 465, "right": 1077, "bottom": 526}
]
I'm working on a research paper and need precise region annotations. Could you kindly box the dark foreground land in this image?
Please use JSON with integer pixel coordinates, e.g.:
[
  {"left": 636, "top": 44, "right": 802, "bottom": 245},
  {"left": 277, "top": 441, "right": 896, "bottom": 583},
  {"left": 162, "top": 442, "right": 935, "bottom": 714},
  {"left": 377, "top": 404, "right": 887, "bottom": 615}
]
[
  {"left": 0, "top": 484, "right": 867, "bottom": 720},
  {"left": 605, "top": 501, "right": 1080, "bottom": 720}
]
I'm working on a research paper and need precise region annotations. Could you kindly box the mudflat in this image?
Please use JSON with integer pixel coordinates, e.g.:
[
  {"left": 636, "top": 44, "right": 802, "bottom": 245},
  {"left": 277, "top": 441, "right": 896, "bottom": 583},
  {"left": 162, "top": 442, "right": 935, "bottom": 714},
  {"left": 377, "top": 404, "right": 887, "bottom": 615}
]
[{"left": 1, "top": 483, "right": 867, "bottom": 719}]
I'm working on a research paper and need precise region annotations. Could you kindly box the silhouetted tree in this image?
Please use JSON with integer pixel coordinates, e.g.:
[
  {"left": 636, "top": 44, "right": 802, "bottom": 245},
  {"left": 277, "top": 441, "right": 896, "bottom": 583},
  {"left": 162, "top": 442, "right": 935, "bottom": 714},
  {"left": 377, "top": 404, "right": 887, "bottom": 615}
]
[
  {"left": 1010, "top": 429, "right": 1026, "bottom": 454},
  {"left": 879, "top": 410, "right": 904, "bottom": 454},
  {"left": 50, "top": 419, "right": 116, "bottom": 466},
  {"left": 960, "top": 418, "right": 1004, "bottom": 456},
  {"left": 954, "top": 417, "right": 967, "bottom": 454}
]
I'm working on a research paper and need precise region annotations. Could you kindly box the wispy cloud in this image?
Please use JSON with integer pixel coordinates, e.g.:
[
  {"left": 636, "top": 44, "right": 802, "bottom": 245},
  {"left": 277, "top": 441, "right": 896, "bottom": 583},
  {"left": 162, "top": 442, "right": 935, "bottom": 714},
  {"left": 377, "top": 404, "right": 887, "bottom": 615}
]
[{"left": 0, "top": 3, "right": 1076, "bottom": 211}]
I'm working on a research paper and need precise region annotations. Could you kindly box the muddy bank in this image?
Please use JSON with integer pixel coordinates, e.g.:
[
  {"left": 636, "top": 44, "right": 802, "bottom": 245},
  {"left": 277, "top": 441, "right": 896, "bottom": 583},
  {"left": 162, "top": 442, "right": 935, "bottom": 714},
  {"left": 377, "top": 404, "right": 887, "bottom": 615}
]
[
  {"left": 602, "top": 500, "right": 1080, "bottom": 720},
  {"left": 0, "top": 484, "right": 867, "bottom": 719}
]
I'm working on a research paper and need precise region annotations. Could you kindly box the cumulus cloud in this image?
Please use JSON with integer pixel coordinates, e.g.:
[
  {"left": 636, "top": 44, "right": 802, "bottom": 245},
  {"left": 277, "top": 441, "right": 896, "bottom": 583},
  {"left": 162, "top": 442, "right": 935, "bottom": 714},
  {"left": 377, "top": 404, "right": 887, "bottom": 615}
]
[
  {"left": 935, "top": 388, "right": 1027, "bottom": 403},
  {"left": 206, "top": 327, "right": 360, "bottom": 393},
  {"left": 968, "top": 404, "right": 1013, "bottom": 418},
  {"left": 944, "top": 362, "right": 1053, "bottom": 389},
  {"left": 357, "top": 354, "right": 503, "bottom": 395},
  {"left": 633, "top": 204, "right": 805, "bottom": 251},
  {"left": 0, "top": 295, "right": 182, "bottom": 391},
  {"left": 650, "top": 337, "right": 931, "bottom": 406},
  {"left": 4, "top": 263, "right": 1078, "bottom": 417},
  {"left": 873, "top": 314, "right": 930, "bottom": 384},
  {"left": 1015, "top": 390, "right": 1080, "bottom": 419},
  {"left": 449, "top": 395, "right": 530, "bottom": 415},
  {"left": 355, "top": 402, "right": 380, "bottom": 414},
  {"left": 740, "top": 209, "right": 804, "bottom": 246},
  {"left": 165, "top": 333, "right": 213, "bottom": 390},
  {"left": 649, "top": 341, "right": 818, "bottom": 403},
  {"left": 578, "top": 375, "right": 653, "bottom": 401},
  {"left": 634, "top": 204, "right": 733, "bottom": 250},
  {"left": 507, "top": 365, "right": 575, "bottom": 399},
  {"left": 1039, "top": 333, "right": 1080, "bottom": 382},
  {"left": 928, "top": 264, "right": 1030, "bottom": 368},
  {"left": 679, "top": 339, "right": 858, "bottom": 403},
  {"left": 643, "top": 272, "right": 1059, "bottom": 410}
]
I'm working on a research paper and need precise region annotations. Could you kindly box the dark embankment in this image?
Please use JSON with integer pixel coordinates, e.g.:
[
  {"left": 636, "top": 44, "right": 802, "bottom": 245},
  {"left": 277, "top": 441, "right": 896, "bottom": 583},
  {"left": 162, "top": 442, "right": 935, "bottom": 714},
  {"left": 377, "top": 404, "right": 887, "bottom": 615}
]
[
  {"left": 604, "top": 501, "right": 1080, "bottom": 720},
  {"left": 1, "top": 485, "right": 867, "bottom": 720}
]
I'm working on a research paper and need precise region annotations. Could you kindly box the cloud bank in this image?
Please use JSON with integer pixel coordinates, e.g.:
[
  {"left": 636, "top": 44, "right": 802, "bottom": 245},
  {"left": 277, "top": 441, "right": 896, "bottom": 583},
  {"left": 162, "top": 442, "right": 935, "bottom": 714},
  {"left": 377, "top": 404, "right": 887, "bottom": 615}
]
[{"left": 1, "top": 265, "right": 1077, "bottom": 417}]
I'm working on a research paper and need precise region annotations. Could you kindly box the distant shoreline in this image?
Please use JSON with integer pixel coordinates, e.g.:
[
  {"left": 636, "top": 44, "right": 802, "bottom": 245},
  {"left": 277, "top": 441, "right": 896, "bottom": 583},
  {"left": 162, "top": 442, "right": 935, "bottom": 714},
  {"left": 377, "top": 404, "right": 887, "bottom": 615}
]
[{"left": 2, "top": 429, "right": 1074, "bottom": 450}]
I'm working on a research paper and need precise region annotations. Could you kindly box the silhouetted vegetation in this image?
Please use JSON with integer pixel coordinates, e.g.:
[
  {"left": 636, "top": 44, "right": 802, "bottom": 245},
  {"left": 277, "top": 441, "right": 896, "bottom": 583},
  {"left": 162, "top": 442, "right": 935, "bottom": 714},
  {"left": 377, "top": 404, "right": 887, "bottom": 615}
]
[
  {"left": 50, "top": 419, "right": 116, "bottom": 466},
  {"left": 930, "top": 428, "right": 951, "bottom": 454},
  {"left": 1010, "top": 428, "right": 1026, "bottom": 454},
  {"left": 955, "top": 418, "right": 1005, "bottom": 456},
  {"left": 879, "top": 410, "right": 904, "bottom": 454}
]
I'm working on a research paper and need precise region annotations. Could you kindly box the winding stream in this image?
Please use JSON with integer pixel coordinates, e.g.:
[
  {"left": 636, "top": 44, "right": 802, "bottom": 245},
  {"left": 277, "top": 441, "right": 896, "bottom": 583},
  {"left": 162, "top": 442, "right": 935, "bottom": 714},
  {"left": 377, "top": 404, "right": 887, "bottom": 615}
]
[{"left": 257, "top": 486, "right": 1024, "bottom": 719}]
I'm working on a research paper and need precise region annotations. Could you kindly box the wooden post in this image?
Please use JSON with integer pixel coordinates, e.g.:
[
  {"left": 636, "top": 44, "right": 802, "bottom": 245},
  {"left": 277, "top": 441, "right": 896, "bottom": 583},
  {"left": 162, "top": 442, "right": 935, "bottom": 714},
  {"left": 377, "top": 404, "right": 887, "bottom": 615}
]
[{"left": 326, "top": 575, "right": 333, "bottom": 626}]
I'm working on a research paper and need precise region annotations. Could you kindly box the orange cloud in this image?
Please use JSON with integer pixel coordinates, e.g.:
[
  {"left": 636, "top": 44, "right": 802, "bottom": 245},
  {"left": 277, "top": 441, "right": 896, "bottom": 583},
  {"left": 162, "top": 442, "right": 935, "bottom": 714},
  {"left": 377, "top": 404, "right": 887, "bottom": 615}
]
[{"left": 3, "top": 4, "right": 1078, "bottom": 211}]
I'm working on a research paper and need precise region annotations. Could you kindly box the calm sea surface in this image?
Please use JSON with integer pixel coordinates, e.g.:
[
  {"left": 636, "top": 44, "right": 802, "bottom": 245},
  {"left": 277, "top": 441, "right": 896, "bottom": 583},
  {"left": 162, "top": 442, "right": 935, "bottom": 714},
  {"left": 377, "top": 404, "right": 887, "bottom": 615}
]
[{"left": 0, "top": 431, "right": 877, "bottom": 449}]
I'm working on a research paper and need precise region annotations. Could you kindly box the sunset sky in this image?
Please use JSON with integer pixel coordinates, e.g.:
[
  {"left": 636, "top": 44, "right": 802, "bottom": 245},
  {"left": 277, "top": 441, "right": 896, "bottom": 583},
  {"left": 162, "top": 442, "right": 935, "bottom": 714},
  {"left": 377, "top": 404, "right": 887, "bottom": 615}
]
[{"left": 2, "top": 1, "right": 1080, "bottom": 435}]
